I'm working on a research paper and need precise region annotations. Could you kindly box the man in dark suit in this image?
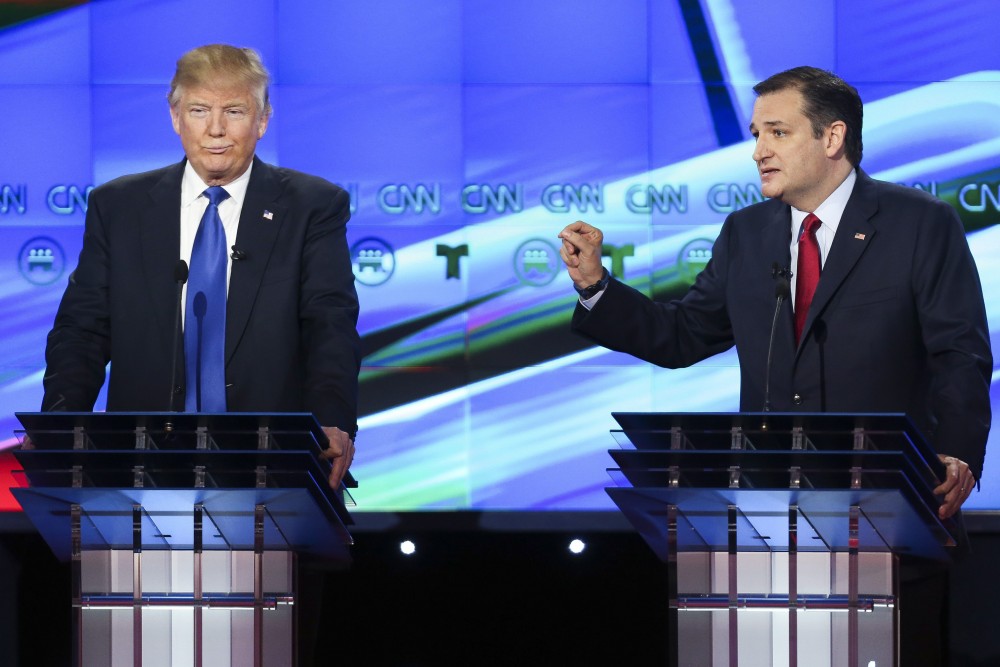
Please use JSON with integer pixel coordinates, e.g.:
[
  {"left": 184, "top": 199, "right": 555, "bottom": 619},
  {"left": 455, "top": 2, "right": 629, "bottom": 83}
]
[
  {"left": 559, "top": 66, "right": 991, "bottom": 665},
  {"left": 41, "top": 43, "right": 361, "bottom": 488}
]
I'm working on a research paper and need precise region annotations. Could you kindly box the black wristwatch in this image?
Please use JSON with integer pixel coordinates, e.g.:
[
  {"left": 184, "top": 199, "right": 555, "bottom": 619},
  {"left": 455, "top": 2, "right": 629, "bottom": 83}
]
[{"left": 575, "top": 268, "right": 610, "bottom": 300}]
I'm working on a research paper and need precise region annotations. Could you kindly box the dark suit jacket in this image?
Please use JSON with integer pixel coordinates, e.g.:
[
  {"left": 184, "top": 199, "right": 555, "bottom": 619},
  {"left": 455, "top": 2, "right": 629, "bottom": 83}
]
[
  {"left": 573, "top": 170, "right": 991, "bottom": 478},
  {"left": 42, "top": 157, "right": 361, "bottom": 433}
]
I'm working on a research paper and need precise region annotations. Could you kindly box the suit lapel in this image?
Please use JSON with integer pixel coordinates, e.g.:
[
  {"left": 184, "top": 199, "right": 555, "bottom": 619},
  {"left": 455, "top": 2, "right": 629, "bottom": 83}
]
[
  {"left": 140, "top": 162, "right": 185, "bottom": 347},
  {"left": 798, "top": 170, "right": 878, "bottom": 347},
  {"left": 226, "top": 158, "right": 287, "bottom": 364},
  {"left": 761, "top": 203, "right": 797, "bottom": 353},
  {"left": 762, "top": 201, "right": 794, "bottom": 276}
]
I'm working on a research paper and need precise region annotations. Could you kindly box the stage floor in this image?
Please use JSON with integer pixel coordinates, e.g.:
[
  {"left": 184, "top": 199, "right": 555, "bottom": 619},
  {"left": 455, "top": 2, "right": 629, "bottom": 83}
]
[{"left": 1, "top": 511, "right": 999, "bottom": 666}]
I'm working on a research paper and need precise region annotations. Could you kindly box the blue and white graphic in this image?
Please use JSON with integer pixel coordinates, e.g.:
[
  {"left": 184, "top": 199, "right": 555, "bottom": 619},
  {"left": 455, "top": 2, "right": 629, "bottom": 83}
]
[{"left": 18, "top": 237, "right": 65, "bottom": 286}]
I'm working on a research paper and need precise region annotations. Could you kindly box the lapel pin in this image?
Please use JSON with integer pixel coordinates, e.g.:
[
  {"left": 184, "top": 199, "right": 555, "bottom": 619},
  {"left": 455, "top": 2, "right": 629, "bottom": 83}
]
[
  {"left": 854, "top": 232, "right": 866, "bottom": 240},
  {"left": 263, "top": 210, "right": 274, "bottom": 220}
]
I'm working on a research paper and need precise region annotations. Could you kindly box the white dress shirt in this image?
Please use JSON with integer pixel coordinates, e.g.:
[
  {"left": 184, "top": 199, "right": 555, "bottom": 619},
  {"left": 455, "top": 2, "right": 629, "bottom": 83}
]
[
  {"left": 788, "top": 169, "right": 856, "bottom": 304},
  {"left": 178, "top": 162, "right": 252, "bottom": 325}
]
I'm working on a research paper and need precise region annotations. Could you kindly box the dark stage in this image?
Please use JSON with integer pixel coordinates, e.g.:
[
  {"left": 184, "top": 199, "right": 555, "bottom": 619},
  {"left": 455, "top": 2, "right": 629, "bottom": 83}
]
[{"left": 1, "top": 511, "right": 998, "bottom": 666}]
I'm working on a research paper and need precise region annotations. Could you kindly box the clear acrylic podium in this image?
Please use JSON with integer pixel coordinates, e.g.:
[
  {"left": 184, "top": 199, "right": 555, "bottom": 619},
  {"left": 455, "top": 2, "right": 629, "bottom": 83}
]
[
  {"left": 606, "top": 412, "right": 959, "bottom": 667},
  {"left": 12, "top": 412, "right": 354, "bottom": 667}
]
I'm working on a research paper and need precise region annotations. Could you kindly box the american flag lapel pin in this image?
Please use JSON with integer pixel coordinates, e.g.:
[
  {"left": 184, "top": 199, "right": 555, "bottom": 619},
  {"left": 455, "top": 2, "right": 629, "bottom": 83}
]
[
  {"left": 263, "top": 210, "right": 274, "bottom": 220},
  {"left": 854, "top": 232, "right": 866, "bottom": 240}
]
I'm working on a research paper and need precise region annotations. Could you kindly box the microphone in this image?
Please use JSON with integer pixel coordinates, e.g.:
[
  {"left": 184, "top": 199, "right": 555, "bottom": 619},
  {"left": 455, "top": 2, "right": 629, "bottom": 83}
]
[
  {"left": 771, "top": 263, "right": 793, "bottom": 282},
  {"left": 230, "top": 246, "right": 247, "bottom": 261},
  {"left": 165, "top": 260, "right": 189, "bottom": 432},
  {"left": 763, "top": 262, "right": 791, "bottom": 413}
]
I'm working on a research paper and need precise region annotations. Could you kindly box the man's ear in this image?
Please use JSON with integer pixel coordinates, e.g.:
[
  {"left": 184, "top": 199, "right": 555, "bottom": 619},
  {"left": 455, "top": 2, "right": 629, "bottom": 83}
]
[
  {"left": 170, "top": 105, "right": 181, "bottom": 135},
  {"left": 257, "top": 110, "right": 270, "bottom": 139},
  {"left": 826, "top": 120, "right": 847, "bottom": 158}
]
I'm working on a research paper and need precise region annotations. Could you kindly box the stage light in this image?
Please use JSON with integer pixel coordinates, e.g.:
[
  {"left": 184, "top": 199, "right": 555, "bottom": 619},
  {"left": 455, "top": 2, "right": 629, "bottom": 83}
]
[
  {"left": 568, "top": 538, "right": 585, "bottom": 555},
  {"left": 400, "top": 540, "right": 416, "bottom": 556}
]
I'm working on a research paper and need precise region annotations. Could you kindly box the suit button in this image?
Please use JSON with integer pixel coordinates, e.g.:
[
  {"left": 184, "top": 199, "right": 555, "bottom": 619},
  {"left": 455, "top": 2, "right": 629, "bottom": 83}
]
[
  {"left": 792, "top": 393, "right": 803, "bottom": 405},
  {"left": 173, "top": 385, "right": 182, "bottom": 395}
]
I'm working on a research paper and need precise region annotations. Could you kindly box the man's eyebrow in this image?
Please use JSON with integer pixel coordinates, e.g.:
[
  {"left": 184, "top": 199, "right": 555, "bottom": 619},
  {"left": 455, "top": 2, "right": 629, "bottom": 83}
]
[
  {"left": 749, "top": 119, "right": 788, "bottom": 132},
  {"left": 184, "top": 100, "right": 248, "bottom": 108}
]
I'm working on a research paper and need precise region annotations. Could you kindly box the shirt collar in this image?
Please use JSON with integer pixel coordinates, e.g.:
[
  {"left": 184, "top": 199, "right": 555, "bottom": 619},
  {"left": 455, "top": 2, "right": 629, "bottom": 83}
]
[
  {"left": 790, "top": 168, "right": 857, "bottom": 233},
  {"left": 180, "top": 160, "right": 254, "bottom": 209}
]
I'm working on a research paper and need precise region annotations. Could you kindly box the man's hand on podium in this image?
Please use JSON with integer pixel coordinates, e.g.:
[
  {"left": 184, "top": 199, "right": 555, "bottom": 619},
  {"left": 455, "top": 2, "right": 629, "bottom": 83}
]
[
  {"left": 320, "top": 426, "right": 355, "bottom": 490},
  {"left": 934, "top": 454, "right": 975, "bottom": 520}
]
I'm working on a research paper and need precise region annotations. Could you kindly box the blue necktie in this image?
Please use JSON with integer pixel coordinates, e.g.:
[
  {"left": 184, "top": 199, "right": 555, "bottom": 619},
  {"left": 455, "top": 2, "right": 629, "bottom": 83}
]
[{"left": 184, "top": 186, "right": 230, "bottom": 412}]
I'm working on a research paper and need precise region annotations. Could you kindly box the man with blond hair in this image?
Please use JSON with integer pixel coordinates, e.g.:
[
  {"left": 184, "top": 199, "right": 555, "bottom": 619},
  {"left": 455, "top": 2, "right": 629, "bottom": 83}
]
[
  {"left": 42, "top": 43, "right": 360, "bottom": 489},
  {"left": 41, "top": 42, "right": 359, "bottom": 666}
]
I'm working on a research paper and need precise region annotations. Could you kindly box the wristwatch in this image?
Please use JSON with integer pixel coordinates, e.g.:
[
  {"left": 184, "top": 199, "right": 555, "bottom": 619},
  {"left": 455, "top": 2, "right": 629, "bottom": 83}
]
[{"left": 575, "top": 268, "right": 610, "bottom": 300}]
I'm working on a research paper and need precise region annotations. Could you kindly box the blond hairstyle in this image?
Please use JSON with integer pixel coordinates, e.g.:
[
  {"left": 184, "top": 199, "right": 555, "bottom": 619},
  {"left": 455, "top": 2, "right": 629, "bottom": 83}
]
[{"left": 168, "top": 44, "right": 272, "bottom": 118}]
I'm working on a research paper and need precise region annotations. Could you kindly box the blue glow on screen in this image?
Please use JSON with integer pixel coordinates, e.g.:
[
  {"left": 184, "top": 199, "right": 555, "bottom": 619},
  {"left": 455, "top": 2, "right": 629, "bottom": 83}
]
[
  {"left": 277, "top": 1, "right": 462, "bottom": 85},
  {"left": 276, "top": 84, "right": 464, "bottom": 222},
  {"left": 462, "top": 0, "right": 648, "bottom": 83},
  {"left": 89, "top": 0, "right": 276, "bottom": 83},
  {"left": 1, "top": 0, "right": 999, "bottom": 515},
  {"left": 0, "top": 7, "right": 89, "bottom": 85}
]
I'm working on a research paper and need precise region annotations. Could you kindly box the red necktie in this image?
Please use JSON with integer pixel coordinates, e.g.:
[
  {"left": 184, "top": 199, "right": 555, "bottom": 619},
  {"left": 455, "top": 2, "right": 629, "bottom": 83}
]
[{"left": 794, "top": 213, "right": 822, "bottom": 344}]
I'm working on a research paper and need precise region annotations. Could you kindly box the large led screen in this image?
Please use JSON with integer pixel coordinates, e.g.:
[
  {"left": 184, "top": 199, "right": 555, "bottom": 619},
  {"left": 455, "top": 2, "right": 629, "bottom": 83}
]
[{"left": 1, "top": 0, "right": 998, "bottom": 515}]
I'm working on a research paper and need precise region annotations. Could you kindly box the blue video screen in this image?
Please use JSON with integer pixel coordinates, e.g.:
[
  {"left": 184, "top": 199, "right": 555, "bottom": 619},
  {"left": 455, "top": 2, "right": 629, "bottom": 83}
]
[{"left": 1, "top": 0, "right": 999, "bottom": 514}]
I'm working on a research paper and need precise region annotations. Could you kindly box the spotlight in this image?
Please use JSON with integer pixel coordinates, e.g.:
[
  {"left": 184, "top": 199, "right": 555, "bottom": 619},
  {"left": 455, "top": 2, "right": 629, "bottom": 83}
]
[
  {"left": 399, "top": 540, "right": 416, "bottom": 556},
  {"left": 568, "top": 538, "right": 586, "bottom": 555}
]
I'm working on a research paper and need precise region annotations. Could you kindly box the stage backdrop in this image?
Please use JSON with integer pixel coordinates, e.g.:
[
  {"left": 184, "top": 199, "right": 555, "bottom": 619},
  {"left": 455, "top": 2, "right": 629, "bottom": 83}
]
[{"left": 1, "top": 0, "right": 998, "bottom": 514}]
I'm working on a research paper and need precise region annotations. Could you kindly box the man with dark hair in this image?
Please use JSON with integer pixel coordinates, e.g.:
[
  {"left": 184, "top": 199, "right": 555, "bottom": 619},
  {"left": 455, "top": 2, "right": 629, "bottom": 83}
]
[
  {"left": 753, "top": 65, "right": 865, "bottom": 167},
  {"left": 559, "top": 65, "right": 990, "bottom": 665}
]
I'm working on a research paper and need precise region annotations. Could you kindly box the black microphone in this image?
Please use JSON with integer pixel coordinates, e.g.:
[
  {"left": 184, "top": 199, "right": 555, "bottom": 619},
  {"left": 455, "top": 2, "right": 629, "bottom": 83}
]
[
  {"left": 165, "top": 260, "right": 188, "bottom": 432},
  {"left": 771, "top": 263, "right": 793, "bottom": 283},
  {"left": 763, "top": 262, "right": 791, "bottom": 413},
  {"left": 230, "top": 246, "right": 247, "bottom": 261}
]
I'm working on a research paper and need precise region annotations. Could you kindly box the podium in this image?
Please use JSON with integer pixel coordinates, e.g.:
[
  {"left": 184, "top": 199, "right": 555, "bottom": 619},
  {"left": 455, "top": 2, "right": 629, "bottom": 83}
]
[
  {"left": 11, "top": 412, "right": 354, "bottom": 667},
  {"left": 605, "top": 412, "right": 959, "bottom": 667}
]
